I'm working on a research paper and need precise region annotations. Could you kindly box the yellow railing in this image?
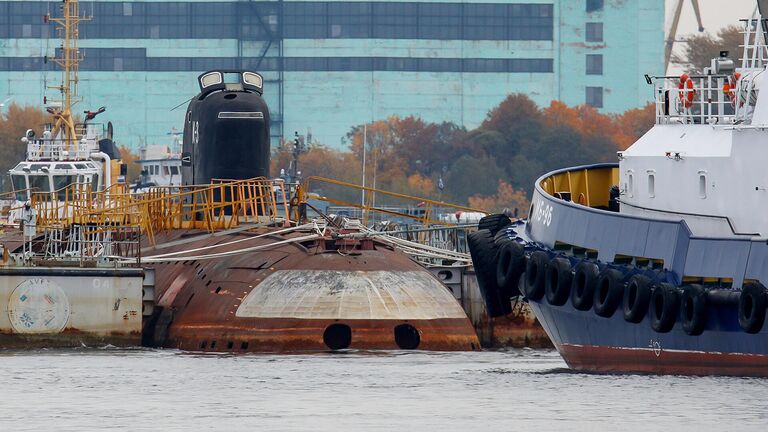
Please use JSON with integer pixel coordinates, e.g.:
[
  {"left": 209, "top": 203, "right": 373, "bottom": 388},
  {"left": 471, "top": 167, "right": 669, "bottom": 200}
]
[
  {"left": 539, "top": 166, "right": 619, "bottom": 208},
  {"left": 298, "top": 176, "right": 484, "bottom": 226},
  {"left": 31, "top": 178, "right": 289, "bottom": 245}
]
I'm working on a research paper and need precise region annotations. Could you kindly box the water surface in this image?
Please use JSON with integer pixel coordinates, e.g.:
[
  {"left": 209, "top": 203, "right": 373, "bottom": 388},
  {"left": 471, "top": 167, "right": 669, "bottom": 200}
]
[{"left": 0, "top": 348, "right": 765, "bottom": 431}]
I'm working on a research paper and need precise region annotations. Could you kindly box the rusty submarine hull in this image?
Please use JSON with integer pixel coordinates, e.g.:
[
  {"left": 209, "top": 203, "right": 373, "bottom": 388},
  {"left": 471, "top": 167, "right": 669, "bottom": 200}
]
[{"left": 142, "top": 225, "right": 480, "bottom": 352}]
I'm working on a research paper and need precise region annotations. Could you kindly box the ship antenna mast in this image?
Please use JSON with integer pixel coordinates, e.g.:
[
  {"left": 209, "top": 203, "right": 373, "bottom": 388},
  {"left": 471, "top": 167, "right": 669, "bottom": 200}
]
[{"left": 48, "top": 0, "right": 90, "bottom": 150}]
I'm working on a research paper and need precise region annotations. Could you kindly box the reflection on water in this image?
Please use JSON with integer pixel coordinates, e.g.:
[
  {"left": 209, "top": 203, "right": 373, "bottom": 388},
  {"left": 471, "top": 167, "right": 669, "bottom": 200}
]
[{"left": 0, "top": 348, "right": 766, "bottom": 431}]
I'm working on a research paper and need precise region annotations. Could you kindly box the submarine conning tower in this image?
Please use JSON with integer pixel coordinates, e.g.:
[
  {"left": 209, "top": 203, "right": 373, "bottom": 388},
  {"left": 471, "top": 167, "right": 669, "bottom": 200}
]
[{"left": 182, "top": 70, "right": 270, "bottom": 185}]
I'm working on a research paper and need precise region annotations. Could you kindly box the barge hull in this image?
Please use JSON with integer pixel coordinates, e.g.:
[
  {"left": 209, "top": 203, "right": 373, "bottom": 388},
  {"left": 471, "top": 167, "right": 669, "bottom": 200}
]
[{"left": 0, "top": 268, "right": 144, "bottom": 348}]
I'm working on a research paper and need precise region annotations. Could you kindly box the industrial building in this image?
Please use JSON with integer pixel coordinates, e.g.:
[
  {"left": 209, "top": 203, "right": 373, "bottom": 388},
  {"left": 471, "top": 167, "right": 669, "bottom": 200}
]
[{"left": 0, "top": 0, "right": 664, "bottom": 148}]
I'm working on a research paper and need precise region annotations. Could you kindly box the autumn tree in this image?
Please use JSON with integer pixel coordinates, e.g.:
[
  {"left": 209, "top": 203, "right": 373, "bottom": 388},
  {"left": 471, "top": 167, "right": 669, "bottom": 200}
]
[
  {"left": 468, "top": 180, "right": 530, "bottom": 216},
  {"left": 273, "top": 94, "right": 657, "bottom": 211},
  {"left": 672, "top": 25, "right": 742, "bottom": 73},
  {"left": 118, "top": 146, "right": 142, "bottom": 183},
  {"left": 0, "top": 104, "right": 50, "bottom": 191}
]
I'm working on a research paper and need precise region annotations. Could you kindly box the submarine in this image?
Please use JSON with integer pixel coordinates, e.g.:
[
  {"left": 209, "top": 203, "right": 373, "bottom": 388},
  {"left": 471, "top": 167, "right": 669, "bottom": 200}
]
[
  {"left": 181, "top": 70, "right": 270, "bottom": 184},
  {"left": 139, "top": 70, "right": 480, "bottom": 352}
]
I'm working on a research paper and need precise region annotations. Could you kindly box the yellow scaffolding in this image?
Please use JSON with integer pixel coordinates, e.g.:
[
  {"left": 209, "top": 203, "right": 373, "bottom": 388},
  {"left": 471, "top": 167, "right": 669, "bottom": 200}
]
[{"left": 31, "top": 178, "right": 289, "bottom": 245}]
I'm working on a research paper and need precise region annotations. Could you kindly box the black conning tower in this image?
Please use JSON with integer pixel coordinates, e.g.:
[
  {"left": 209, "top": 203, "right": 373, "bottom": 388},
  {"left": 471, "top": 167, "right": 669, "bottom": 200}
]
[{"left": 182, "top": 70, "right": 270, "bottom": 185}]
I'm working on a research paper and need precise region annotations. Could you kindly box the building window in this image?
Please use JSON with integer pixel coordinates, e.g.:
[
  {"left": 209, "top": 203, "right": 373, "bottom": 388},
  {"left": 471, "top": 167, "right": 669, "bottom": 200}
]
[
  {"left": 418, "top": 3, "right": 461, "bottom": 39},
  {"left": 586, "top": 86, "right": 603, "bottom": 108},
  {"left": 372, "top": 3, "right": 418, "bottom": 38},
  {"left": 586, "top": 54, "right": 603, "bottom": 75},
  {"left": 587, "top": 0, "right": 604, "bottom": 12},
  {"left": 509, "top": 4, "right": 554, "bottom": 40},
  {"left": 586, "top": 23, "right": 603, "bottom": 42},
  {"left": 328, "top": 2, "right": 371, "bottom": 38},
  {"left": 464, "top": 4, "right": 507, "bottom": 40}
]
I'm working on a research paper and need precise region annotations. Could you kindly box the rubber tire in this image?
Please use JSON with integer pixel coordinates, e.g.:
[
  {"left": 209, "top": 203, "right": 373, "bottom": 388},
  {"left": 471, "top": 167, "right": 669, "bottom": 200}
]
[
  {"left": 593, "top": 268, "right": 625, "bottom": 318},
  {"left": 495, "top": 241, "right": 525, "bottom": 299},
  {"left": 623, "top": 274, "right": 651, "bottom": 323},
  {"left": 467, "top": 229, "right": 511, "bottom": 317},
  {"left": 545, "top": 257, "right": 572, "bottom": 306},
  {"left": 738, "top": 283, "right": 767, "bottom": 334},
  {"left": 522, "top": 251, "right": 548, "bottom": 300},
  {"left": 680, "top": 284, "right": 707, "bottom": 336},
  {"left": 493, "top": 227, "right": 514, "bottom": 247},
  {"left": 571, "top": 261, "right": 599, "bottom": 311},
  {"left": 650, "top": 283, "right": 680, "bottom": 333},
  {"left": 478, "top": 214, "right": 512, "bottom": 236}
]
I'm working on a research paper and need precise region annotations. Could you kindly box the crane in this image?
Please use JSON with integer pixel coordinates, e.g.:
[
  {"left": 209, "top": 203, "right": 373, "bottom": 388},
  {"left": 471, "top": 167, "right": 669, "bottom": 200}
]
[{"left": 665, "top": 0, "right": 704, "bottom": 72}]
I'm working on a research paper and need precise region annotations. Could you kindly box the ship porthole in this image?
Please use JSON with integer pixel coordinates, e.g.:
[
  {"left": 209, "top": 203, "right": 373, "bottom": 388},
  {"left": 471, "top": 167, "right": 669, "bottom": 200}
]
[
  {"left": 394, "top": 324, "right": 420, "bottom": 350},
  {"left": 323, "top": 323, "right": 352, "bottom": 350}
]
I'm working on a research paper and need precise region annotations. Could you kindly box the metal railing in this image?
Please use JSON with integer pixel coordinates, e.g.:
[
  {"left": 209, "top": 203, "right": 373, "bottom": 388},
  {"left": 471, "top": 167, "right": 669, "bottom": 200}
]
[
  {"left": 653, "top": 74, "right": 741, "bottom": 125},
  {"left": 30, "top": 177, "right": 290, "bottom": 245},
  {"left": 26, "top": 138, "right": 99, "bottom": 161},
  {"left": 31, "top": 224, "right": 142, "bottom": 264},
  {"left": 298, "top": 176, "right": 485, "bottom": 226}
]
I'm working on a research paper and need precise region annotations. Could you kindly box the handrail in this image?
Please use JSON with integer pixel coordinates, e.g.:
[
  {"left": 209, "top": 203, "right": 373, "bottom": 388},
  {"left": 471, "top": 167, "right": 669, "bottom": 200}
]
[
  {"left": 30, "top": 177, "right": 288, "bottom": 245},
  {"left": 299, "top": 176, "right": 485, "bottom": 226}
]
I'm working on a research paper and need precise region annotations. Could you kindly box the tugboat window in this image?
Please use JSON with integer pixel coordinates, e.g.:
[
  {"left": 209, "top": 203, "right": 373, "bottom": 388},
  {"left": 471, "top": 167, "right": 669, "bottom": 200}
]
[
  {"left": 11, "top": 175, "right": 26, "bottom": 200},
  {"left": 28, "top": 175, "right": 50, "bottom": 193},
  {"left": 53, "top": 175, "right": 76, "bottom": 200},
  {"left": 699, "top": 174, "right": 707, "bottom": 198},
  {"left": 627, "top": 173, "right": 634, "bottom": 198},
  {"left": 648, "top": 173, "right": 655, "bottom": 198}
]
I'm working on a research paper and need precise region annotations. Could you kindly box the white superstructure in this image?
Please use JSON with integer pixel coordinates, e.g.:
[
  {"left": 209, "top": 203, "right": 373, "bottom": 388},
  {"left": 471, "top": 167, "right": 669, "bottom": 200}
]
[{"left": 618, "top": 15, "right": 768, "bottom": 237}]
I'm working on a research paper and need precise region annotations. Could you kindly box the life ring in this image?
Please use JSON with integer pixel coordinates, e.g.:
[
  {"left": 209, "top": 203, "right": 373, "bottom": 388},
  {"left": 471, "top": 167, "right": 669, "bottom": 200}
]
[
  {"left": 522, "top": 251, "right": 548, "bottom": 300},
  {"left": 623, "top": 274, "right": 651, "bottom": 323},
  {"left": 593, "top": 268, "right": 624, "bottom": 317},
  {"left": 571, "top": 261, "right": 599, "bottom": 311},
  {"left": 678, "top": 74, "right": 695, "bottom": 108},
  {"left": 545, "top": 256, "right": 572, "bottom": 306},
  {"left": 738, "top": 283, "right": 767, "bottom": 334},
  {"left": 680, "top": 284, "right": 707, "bottom": 336},
  {"left": 650, "top": 283, "right": 679, "bottom": 333},
  {"left": 495, "top": 241, "right": 525, "bottom": 298}
]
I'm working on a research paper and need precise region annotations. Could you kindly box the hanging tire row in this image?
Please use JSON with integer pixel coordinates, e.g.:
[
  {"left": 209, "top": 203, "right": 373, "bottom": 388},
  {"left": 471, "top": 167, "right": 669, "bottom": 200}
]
[
  {"left": 468, "top": 214, "right": 768, "bottom": 334},
  {"left": 517, "top": 247, "right": 768, "bottom": 335}
]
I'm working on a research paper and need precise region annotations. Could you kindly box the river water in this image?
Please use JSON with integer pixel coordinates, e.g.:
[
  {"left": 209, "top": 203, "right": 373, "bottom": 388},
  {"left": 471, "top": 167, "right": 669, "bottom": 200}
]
[{"left": 1, "top": 348, "right": 766, "bottom": 431}]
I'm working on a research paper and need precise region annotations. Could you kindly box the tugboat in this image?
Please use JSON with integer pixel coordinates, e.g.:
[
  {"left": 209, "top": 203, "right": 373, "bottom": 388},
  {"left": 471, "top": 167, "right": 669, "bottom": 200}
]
[
  {"left": 7, "top": 0, "right": 125, "bottom": 223},
  {"left": 470, "top": 10, "right": 768, "bottom": 376}
]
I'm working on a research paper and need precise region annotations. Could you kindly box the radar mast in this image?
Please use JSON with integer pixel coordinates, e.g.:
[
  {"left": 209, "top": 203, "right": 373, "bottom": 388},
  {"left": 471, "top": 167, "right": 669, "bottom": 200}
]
[{"left": 47, "top": 0, "right": 90, "bottom": 151}]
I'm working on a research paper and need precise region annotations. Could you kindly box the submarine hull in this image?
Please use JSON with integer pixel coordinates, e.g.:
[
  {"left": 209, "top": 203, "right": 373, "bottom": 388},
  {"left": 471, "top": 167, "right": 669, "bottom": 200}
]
[{"left": 143, "top": 227, "right": 480, "bottom": 352}]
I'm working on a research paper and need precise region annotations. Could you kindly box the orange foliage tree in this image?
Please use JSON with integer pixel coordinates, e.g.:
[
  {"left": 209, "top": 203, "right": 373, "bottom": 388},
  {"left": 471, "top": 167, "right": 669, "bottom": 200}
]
[
  {"left": 0, "top": 103, "right": 51, "bottom": 191},
  {"left": 270, "top": 95, "right": 656, "bottom": 211},
  {"left": 468, "top": 180, "right": 531, "bottom": 216}
]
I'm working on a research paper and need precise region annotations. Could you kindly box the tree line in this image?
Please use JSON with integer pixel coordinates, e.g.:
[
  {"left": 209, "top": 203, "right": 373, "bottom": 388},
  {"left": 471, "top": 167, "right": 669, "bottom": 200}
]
[
  {"left": 1, "top": 94, "right": 654, "bottom": 215},
  {"left": 273, "top": 94, "right": 655, "bottom": 215}
]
